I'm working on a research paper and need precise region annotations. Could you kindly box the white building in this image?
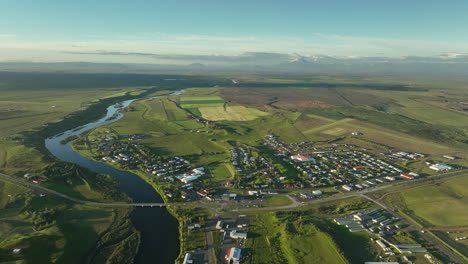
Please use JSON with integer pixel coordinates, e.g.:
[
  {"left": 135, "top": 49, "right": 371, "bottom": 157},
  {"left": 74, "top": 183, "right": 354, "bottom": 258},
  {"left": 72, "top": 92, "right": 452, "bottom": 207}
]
[
  {"left": 429, "top": 163, "right": 453, "bottom": 172},
  {"left": 230, "top": 230, "right": 248, "bottom": 239},
  {"left": 312, "top": 190, "right": 322, "bottom": 196},
  {"left": 342, "top": 185, "right": 353, "bottom": 191},
  {"left": 216, "top": 220, "right": 224, "bottom": 230}
]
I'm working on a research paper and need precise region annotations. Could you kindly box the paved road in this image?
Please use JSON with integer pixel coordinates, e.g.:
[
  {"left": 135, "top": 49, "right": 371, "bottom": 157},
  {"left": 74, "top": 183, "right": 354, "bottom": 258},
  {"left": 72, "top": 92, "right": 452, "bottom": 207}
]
[
  {"left": 3, "top": 169, "right": 468, "bottom": 263},
  {"left": 0, "top": 172, "right": 213, "bottom": 209},
  {"left": 3, "top": 169, "right": 467, "bottom": 212},
  {"left": 204, "top": 226, "right": 215, "bottom": 264}
]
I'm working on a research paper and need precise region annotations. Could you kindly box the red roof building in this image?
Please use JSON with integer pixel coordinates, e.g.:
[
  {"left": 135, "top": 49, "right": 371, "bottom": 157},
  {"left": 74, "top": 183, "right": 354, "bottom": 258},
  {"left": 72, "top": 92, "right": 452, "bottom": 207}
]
[
  {"left": 290, "top": 154, "right": 315, "bottom": 162},
  {"left": 400, "top": 173, "right": 413, "bottom": 179}
]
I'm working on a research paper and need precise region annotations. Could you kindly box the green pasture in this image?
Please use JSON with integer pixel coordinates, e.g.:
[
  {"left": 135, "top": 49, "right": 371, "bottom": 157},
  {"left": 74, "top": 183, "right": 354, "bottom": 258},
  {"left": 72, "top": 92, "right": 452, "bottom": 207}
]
[
  {"left": 365, "top": 89, "right": 468, "bottom": 127},
  {"left": 399, "top": 175, "right": 468, "bottom": 227},
  {"left": 179, "top": 95, "right": 225, "bottom": 108},
  {"left": 245, "top": 212, "right": 365, "bottom": 264},
  {"left": 0, "top": 178, "right": 136, "bottom": 264}
]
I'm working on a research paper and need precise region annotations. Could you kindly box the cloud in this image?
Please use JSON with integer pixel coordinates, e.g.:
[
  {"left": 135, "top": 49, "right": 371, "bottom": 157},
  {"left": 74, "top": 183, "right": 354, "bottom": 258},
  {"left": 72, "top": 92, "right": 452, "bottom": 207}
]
[
  {"left": 1, "top": 32, "right": 468, "bottom": 63},
  {"left": 0, "top": 34, "right": 16, "bottom": 38},
  {"left": 314, "top": 34, "right": 468, "bottom": 57},
  {"left": 62, "top": 50, "right": 292, "bottom": 64}
]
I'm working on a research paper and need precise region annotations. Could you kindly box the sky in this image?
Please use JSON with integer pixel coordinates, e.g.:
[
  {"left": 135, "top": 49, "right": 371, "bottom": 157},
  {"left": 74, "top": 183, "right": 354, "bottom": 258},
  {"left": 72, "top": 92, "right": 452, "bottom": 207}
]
[{"left": 1, "top": 0, "right": 468, "bottom": 63}]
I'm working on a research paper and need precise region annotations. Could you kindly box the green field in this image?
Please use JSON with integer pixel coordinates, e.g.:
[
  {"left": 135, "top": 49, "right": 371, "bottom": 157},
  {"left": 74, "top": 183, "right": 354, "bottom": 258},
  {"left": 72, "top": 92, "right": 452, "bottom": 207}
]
[
  {"left": 365, "top": 89, "right": 468, "bottom": 127},
  {"left": 398, "top": 175, "right": 468, "bottom": 227},
  {"left": 245, "top": 212, "right": 348, "bottom": 264},
  {"left": 179, "top": 96, "right": 225, "bottom": 108},
  {"left": 199, "top": 105, "right": 269, "bottom": 121},
  {"left": 0, "top": 177, "right": 138, "bottom": 264},
  {"left": 263, "top": 196, "right": 293, "bottom": 207},
  {"left": 300, "top": 114, "right": 452, "bottom": 154},
  {"left": 244, "top": 211, "right": 379, "bottom": 264}
]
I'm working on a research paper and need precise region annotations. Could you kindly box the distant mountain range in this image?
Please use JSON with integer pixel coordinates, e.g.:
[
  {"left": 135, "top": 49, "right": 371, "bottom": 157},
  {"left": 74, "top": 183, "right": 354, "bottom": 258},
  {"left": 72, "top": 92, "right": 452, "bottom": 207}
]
[{"left": 1, "top": 52, "right": 467, "bottom": 75}]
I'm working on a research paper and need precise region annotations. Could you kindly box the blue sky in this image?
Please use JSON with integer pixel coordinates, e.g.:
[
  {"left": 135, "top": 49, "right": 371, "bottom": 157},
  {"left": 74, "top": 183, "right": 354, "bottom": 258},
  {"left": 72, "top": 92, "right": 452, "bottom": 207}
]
[{"left": 1, "top": 0, "right": 468, "bottom": 62}]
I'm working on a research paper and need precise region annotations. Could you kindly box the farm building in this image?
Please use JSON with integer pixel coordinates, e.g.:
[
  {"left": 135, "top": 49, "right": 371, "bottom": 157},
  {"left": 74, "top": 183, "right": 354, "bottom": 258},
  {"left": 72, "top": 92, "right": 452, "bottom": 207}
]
[
  {"left": 375, "top": 240, "right": 389, "bottom": 251},
  {"left": 429, "top": 163, "right": 453, "bottom": 172},
  {"left": 443, "top": 155, "right": 456, "bottom": 160},
  {"left": 353, "top": 213, "right": 370, "bottom": 221},
  {"left": 290, "top": 154, "right": 315, "bottom": 162},
  {"left": 394, "top": 244, "right": 427, "bottom": 254},
  {"left": 342, "top": 185, "right": 353, "bottom": 191},
  {"left": 225, "top": 247, "right": 242, "bottom": 263}
]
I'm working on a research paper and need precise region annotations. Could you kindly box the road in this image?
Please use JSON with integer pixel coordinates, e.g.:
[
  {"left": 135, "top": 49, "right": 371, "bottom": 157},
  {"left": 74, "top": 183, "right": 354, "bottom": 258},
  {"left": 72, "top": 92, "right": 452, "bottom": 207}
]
[
  {"left": 2, "top": 169, "right": 467, "bottom": 211},
  {"left": 204, "top": 224, "right": 215, "bottom": 264},
  {"left": 0, "top": 172, "right": 214, "bottom": 209},
  {"left": 2, "top": 169, "right": 468, "bottom": 263}
]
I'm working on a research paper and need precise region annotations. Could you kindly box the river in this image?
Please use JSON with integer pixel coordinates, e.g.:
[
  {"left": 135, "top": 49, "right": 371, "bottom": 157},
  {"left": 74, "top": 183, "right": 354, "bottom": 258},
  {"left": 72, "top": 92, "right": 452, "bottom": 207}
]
[{"left": 45, "top": 90, "right": 185, "bottom": 264}]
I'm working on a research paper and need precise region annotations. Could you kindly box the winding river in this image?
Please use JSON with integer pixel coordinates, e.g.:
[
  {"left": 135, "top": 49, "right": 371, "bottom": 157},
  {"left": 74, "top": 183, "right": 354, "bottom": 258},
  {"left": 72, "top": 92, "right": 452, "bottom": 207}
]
[{"left": 45, "top": 90, "right": 185, "bottom": 264}]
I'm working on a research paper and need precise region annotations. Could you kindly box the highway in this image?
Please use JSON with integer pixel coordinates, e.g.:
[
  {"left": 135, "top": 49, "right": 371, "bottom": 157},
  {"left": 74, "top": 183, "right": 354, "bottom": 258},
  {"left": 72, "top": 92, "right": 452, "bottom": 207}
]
[
  {"left": 0, "top": 172, "right": 213, "bottom": 209},
  {"left": 2, "top": 169, "right": 467, "bottom": 211},
  {"left": 2, "top": 169, "right": 467, "bottom": 263}
]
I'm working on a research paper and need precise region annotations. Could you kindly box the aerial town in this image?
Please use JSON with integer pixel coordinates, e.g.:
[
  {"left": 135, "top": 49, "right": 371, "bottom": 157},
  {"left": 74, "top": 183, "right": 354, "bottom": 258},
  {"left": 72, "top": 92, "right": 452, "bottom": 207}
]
[{"left": 71, "top": 130, "right": 459, "bottom": 263}]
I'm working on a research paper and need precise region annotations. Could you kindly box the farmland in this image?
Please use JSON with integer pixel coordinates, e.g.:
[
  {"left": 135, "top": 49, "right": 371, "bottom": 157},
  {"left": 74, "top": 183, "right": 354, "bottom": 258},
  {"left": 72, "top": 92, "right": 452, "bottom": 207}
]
[
  {"left": 199, "top": 106, "right": 269, "bottom": 121},
  {"left": 386, "top": 174, "right": 468, "bottom": 227},
  {"left": 0, "top": 72, "right": 213, "bottom": 263},
  {"left": 2, "top": 72, "right": 468, "bottom": 263}
]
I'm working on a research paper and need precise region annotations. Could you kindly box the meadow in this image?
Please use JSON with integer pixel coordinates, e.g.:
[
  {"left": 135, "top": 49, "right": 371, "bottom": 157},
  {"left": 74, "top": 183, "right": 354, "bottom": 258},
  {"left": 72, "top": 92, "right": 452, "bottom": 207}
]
[
  {"left": 364, "top": 89, "right": 468, "bottom": 127},
  {"left": 395, "top": 174, "right": 468, "bottom": 227},
  {"left": 199, "top": 105, "right": 269, "bottom": 121},
  {"left": 0, "top": 176, "right": 138, "bottom": 264}
]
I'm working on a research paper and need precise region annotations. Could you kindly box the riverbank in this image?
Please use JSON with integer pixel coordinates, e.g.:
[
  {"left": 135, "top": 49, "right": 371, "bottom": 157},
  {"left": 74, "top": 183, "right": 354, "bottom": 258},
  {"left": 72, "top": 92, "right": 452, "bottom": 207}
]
[
  {"left": 0, "top": 87, "right": 170, "bottom": 263},
  {"left": 23, "top": 88, "right": 173, "bottom": 158},
  {"left": 43, "top": 89, "right": 185, "bottom": 263},
  {"left": 70, "top": 113, "right": 207, "bottom": 263}
]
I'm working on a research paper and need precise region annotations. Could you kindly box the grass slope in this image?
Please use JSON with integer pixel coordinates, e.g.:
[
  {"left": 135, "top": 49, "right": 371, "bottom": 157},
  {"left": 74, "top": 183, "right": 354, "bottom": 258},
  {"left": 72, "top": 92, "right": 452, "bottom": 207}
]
[{"left": 246, "top": 212, "right": 349, "bottom": 264}]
